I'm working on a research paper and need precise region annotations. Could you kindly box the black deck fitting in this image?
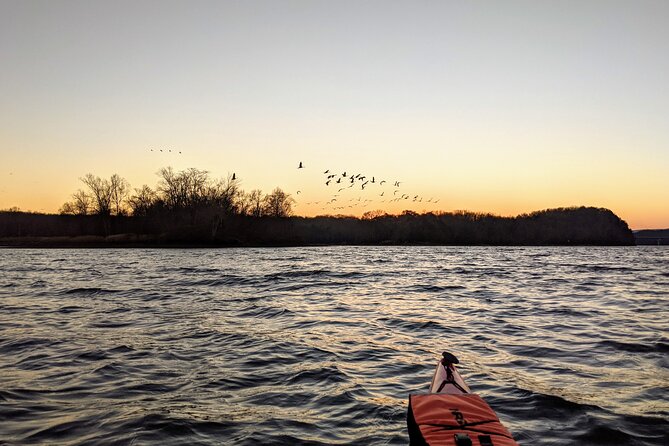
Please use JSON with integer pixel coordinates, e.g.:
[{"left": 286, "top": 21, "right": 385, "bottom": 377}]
[{"left": 441, "top": 351, "right": 459, "bottom": 365}]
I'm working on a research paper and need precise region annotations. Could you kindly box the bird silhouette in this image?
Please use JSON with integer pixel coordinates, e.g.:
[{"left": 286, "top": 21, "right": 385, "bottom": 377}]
[
  {"left": 336, "top": 178, "right": 341, "bottom": 183},
  {"left": 324, "top": 169, "right": 329, "bottom": 174},
  {"left": 160, "top": 149, "right": 163, "bottom": 152},
  {"left": 379, "top": 180, "right": 385, "bottom": 185},
  {"left": 342, "top": 171, "right": 347, "bottom": 177},
  {"left": 326, "top": 180, "right": 331, "bottom": 186},
  {"left": 380, "top": 192, "right": 384, "bottom": 196},
  {"left": 298, "top": 162, "right": 304, "bottom": 168},
  {"left": 179, "top": 151, "right": 182, "bottom": 154},
  {"left": 232, "top": 173, "right": 236, "bottom": 180},
  {"left": 297, "top": 191, "right": 301, "bottom": 194},
  {"left": 371, "top": 177, "right": 375, "bottom": 183}
]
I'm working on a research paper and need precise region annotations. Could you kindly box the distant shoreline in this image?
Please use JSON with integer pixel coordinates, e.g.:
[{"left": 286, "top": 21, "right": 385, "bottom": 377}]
[{"left": 0, "top": 206, "right": 637, "bottom": 247}]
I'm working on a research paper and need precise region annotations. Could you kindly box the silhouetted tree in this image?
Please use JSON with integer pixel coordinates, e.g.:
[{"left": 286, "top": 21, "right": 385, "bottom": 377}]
[
  {"left": 128, "top": 185, "right": 157, "bottom": 216},
  {"left": 81, "top": 174, "right": 113, "bottom": 216},
  {"left": 59, "top": 189, "right": 92, "bottom": 215},
  {"left": 240, "top": 189, "right": 264, "bottom": 217},
  {"left": 362, "top": 209, "right": 387, "bottom": 220},
  {"left": 206, "top": 174, "right": 241, "bottom": 214},
  {"left": 263, "top": 187, "right": 294, "bottom": 217},
  {"left": 110, "top": 173, "right": 130, "bottom": 216},
  {"left": 157, "top": 167, "right": 214, "bottom": 211}
]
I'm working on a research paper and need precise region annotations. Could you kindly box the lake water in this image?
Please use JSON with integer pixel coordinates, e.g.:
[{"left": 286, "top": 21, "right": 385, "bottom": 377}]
[{"left": 0, "top": 247, "right": 667, "bottom": 445}]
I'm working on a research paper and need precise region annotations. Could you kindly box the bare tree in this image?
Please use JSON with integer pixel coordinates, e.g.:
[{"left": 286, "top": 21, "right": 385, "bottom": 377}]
[
  {"left": 59, "top": 202, "right": 75, "bottom": 215},
  {"left": 207, "top": 174, "right": 241, "bottom": 213},
  {"left": 157, "top": 167, "right": 210, "bottom": 210},
  {"left": 81, "top": 174, "right": 112, "bottom": 216},
  {"left": 263, "top": 187, "right": 294, "bottom": 217},
  {"left": 109, "top": 173, "right": 130, "bottom": 216},
  {"left": 72, "top": 189, "right": 92, "bottom": 215},
  {"left": 59, "top": 189, "right": 92, "bottom": 215},
  {"left": 241, "top": 189, "right": 264, "bottom": 217},
  {"left": 128, "top": 185, "right": 157, "bottom": 216},
  {"left": 157, "top": 167, "right": 181, "bottom": 209}
]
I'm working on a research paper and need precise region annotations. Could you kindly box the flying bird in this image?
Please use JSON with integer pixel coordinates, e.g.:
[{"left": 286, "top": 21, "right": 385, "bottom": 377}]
[
  {"left": 380, "top": 192, "right": 384, "bottom": 197},
  {"left": 324, "top": 169, "right": 329, "bottom": 174},
  {"left": 380, "top": 180, "right": 386, "bottom": 185},
  {"left": 232, "top": 173, "right": 236, "bottom": 180},
  {"left": 297, "top": 190, "right": 301, "bottom": 194},
  {"left": 326, "top": 180, "right": 331, "bottom": 186},
  {"left": 298, "top": 162, "right": 304, "bottom": 168}
]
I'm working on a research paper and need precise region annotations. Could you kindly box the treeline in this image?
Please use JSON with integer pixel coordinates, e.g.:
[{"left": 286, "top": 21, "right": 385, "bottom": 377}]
[
  {"left": 0, "top": 167, "right": 635, "bottom": 246},
  {"left": 0, "top": 207, "right": 635, "bottom": 247},
  {"left": 59, "top": 168, "right": 294, "bottom": 219}
]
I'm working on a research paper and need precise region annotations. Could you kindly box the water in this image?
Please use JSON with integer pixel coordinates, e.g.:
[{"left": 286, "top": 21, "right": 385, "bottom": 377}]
[{"left": 0, "top": 247, "right": 667, "bottom": 445}]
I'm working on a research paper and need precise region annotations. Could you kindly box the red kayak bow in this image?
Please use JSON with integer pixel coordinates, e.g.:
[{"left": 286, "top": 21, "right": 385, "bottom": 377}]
[{"left": 407, "top": 352, "right": 519, "bottom": 446}]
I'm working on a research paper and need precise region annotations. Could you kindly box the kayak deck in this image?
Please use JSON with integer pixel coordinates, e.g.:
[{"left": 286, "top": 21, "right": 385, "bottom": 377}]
[{"left": 408, "top": 352, "right": 519, "bottom": 446}]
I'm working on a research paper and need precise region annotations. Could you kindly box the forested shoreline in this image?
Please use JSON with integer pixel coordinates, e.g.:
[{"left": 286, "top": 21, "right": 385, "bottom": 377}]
[
  {"left": 0, "top": 207, "right": 635, "bottom": 247},
  {"left": 0, "top": 168, "right": 635, "bottom": 246}
]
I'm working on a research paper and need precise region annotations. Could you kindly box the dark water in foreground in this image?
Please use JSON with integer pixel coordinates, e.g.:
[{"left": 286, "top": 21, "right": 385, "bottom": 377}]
[{"left": 0, "top": 247, "right": 667, "bottom": 445}]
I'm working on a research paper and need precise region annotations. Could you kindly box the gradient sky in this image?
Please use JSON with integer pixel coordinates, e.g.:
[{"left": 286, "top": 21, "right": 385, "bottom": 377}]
[{"left": 1, "top": 0, "right": 667, "bottom": 229}]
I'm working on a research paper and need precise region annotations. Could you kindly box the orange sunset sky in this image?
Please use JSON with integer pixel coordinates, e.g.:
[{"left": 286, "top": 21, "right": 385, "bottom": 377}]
[{"left": 1, "top": 1, "right": 667, "bottom": 229}]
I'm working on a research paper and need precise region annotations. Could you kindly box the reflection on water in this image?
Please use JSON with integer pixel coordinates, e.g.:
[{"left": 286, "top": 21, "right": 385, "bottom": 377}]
[{"left": 0, "top": 247, "right": 667, "bottom": 445}]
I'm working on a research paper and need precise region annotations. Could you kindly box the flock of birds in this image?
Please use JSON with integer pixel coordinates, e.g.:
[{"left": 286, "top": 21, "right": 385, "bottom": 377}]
[
  {"left": 143, "top": 152, "right": 440, "bottom": 214},
  {"left": 149, "top": 149, "right": 182, "bottom": 154},
  {"left": 296, "top": 161, "right": 439, "bottom": 213}
]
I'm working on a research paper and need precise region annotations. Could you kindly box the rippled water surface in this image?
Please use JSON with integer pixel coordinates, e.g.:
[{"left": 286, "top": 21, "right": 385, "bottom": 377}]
[{"left": 0, "top": 247, "right": 667, "bottom": 445}]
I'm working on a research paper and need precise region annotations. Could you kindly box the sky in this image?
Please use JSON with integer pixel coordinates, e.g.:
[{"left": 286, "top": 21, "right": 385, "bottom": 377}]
[{"left": 1, "top": 0, "right": 667, "bottom": 229}]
